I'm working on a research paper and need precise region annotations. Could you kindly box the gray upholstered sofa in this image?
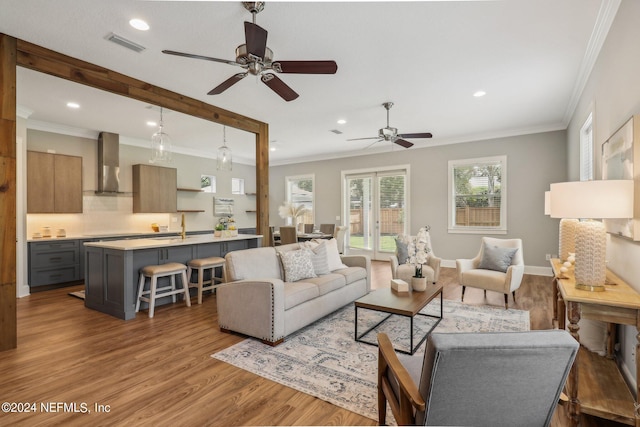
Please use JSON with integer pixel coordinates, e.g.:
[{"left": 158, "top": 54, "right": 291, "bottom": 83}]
[{"left": 217, "top": 241, "right": 370, "bottom": 345}]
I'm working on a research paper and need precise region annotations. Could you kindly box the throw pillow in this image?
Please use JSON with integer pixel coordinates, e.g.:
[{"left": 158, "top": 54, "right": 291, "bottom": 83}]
[
  {"left": 279, "top": 249, "right": 317, "bottom": 282},
  {"left": 304, "top": 240, "right": 330, "bottom": 275},
  {"left": 325, "top": 238, "right": 348, "bottom": 271},
  {"left": 478, "top": 242, "right": 518, "bottom": 273},
  {"left": 395, "top": 235, "right": 411, "bottom": 264}
]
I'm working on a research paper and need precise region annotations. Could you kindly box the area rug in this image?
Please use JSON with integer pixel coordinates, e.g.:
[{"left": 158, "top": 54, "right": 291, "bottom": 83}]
[
  {"left": 212, "top": 299, "right": 529, "bottom": 423},
  {"left": 68, "top": 290, "right": 85, "bottom": 300}
]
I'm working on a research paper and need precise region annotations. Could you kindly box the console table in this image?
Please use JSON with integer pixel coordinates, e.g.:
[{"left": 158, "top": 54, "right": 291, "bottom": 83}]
[{"left": 551, "top": 258, "right": 640, "bottom": 426}]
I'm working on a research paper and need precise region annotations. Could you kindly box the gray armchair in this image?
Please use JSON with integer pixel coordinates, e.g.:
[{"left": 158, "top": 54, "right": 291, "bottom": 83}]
[
  {"left": 377, "top": 330, "right": 578, "bottom": 426},
  {"left": 456, "top": 237, "right": 524, "bottom": 309}
]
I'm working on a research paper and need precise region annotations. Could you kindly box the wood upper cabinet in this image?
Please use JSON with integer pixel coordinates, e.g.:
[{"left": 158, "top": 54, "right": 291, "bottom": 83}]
[
  {"left": 132, "top": 164, "right": 177, "bottom": 213},
  {"left": 27, "top": 151, "right": 83, "bottom": 213}
]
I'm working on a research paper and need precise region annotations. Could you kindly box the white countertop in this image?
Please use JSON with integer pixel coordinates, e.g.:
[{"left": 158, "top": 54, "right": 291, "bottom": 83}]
[
  {"left": 83, "top": 234, "right": 262, "bottom": 250},
  {"left": 27, "top": 231, "right": 208, "bottom": 243}
]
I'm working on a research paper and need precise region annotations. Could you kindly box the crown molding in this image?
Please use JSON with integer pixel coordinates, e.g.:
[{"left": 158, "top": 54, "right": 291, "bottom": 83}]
[{"left": 562, "top": 0, "right": 621, "bottom": 125}]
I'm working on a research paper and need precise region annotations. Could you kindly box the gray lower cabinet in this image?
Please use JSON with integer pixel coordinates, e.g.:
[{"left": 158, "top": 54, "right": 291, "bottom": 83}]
[
  {"left": 85, "top": 238, "right": 259, "bottom": 320},
  {"left": 29, "top": 240, "right": 81, "bottom": 287}
]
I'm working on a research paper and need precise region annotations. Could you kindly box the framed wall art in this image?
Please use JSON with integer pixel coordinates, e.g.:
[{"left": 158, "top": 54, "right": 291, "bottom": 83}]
[{"left": 602, "top": 114, "right": 640, "bottom": 240}]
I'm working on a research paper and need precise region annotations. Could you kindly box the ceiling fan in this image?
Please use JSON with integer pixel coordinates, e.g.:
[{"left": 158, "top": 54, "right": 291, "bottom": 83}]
[
  {"left": 162, "top": 1, "right": 338, "bottom": 101},
  {"left": 347, "top": 102, "right": 433, "bottom": 148}
]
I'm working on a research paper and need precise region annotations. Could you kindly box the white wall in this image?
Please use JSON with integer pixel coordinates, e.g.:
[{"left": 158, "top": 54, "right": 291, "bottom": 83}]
[
  {"left": 270, "top": 130, "right": 567, "bottom": 269},
  {"left": 566, "top": 0, "right": 640, "bottom": 389}
]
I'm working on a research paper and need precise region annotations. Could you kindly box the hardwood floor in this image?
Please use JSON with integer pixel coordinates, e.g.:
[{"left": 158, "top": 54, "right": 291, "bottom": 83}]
[{"left": 0, "top": 262, "right": 624, "bottom": 426}]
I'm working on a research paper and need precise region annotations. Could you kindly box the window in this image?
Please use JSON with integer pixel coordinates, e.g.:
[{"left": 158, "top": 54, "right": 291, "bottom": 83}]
[
  {"left": 286, "top": 174, "right": 314, "bottom": 225},
  {"left": 448, "top": 155, "right": 507, "bottom": 234},
  {"left": 580, "top": 113, "right": 594, "bottom": 181},
  {"left": 201, "top": 175, "right": 216, "bottom": 193},
  {"left": 232, "top": 177, "right": 245, "bottom": 195}
]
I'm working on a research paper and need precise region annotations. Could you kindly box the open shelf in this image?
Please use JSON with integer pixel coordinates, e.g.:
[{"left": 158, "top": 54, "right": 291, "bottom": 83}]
[
  {"left": 177, "top": 209, "right": 205, "bottom": 213},
  {"left": 177, "top": 188, "right": 204, "bottom": 192}
]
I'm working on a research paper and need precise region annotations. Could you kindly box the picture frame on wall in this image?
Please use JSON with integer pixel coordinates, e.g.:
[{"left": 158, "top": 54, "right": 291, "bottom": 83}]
[{"left": 602, "top": 115, "right": 640, "bottom": 240}]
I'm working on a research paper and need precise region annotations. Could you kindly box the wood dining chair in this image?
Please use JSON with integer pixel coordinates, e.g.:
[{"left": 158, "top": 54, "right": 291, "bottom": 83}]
[
  {"left": 268, "top": 226, "right": 277, "bottom": 246},
  {"left": 319, "top": 224, "right": 335, "bottom": 235},
  {"left": 304, "top": 223, "right": 314, "bottom": 233},
  {"left": 279, "top": 226, "right": 298, "bottom": 244}
]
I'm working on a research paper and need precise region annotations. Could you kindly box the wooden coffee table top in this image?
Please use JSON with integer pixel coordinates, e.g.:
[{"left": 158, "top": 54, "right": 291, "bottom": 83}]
[{"left": 355, "top": 284, "right": 443, "bottom": 317}]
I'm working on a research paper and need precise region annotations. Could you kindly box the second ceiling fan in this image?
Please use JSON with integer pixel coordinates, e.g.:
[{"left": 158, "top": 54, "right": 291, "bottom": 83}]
[
  {"left": 162, "top": 2, "right": 338, "bottom": 101},
  {"left": 348, "top": 102, "right": 433, "bottom": 148}
]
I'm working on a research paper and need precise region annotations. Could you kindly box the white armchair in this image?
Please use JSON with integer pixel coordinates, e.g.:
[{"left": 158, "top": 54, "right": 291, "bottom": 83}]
[
  {"left": 390, "top": 228, "right": 441, "bottom": 284},
  {"left": 456, "top": 237, "right": 524, "bottom": 309}
]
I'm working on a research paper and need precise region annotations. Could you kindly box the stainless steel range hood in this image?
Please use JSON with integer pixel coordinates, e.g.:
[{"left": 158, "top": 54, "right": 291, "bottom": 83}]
[{"left": 96, "top": 132, "right": 122, "bottom": 195}]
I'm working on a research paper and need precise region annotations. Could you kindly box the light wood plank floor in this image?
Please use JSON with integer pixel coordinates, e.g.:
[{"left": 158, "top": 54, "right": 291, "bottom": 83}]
[{"left": 0, "top": 262, "right": 624, "bottom": 426}]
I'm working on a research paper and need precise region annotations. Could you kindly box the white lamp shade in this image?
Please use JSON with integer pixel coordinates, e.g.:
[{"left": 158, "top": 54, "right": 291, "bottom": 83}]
[
  {"left": 549, "top": 180, "right": 634, "bottom": 219},
  {"left": 544, "top": 191, "right": 550, "bottom": 215}
]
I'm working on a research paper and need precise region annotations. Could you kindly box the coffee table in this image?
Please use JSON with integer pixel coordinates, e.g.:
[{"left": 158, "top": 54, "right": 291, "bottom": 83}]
[{"left": 354, "top": 283, "right": 443, "bottom": 355}]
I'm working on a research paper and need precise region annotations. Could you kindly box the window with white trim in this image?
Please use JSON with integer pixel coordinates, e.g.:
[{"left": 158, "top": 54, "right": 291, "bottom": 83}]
[
  {"left": 580, "top": 113, "right": 594, "bottom": 181},
  {"left": 286, "top": 174, "right": 314, "bottom": 225},
  {"left": 448, "top": 155, "right": 507, "bottom": 234}
]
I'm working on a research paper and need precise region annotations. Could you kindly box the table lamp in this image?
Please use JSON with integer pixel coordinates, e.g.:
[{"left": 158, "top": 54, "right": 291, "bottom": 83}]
[
  {"left": 550, "top": 180, "right": 634, "bottom": 292},
  {"left": 545, "top": 190, "right": 579, "bottom": 261}
]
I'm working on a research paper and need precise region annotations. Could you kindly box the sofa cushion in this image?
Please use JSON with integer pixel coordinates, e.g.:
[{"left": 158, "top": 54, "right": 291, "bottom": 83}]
[
  {"left": 279, "top": 249, "right": 317, "bottom": 282},
  {"left": 303, "top": 240, "right": 331, "bottom": 275},
  {"left": 479, "top": 242, "right": 518, "bottom": 273},
  {"left": 395, "top": 235, "right": 412, "bottom": 264},
  {"left": 306, "top": 273, "right": 346, "bottom": 296},
  {"left": 225, "top": 246, "right": 282, "bottom": 281},
  {"left": 461, "top": 269, "right": 507, "bottom": 292},
  {"left": 333, "top": 266, "right": 367, "bottom": 285},
  {"left": 284, "top": 281, "right": 320, "bottom": 310},
  {"left": 326, "top": 238, "right": 348, "bottom": 271}
]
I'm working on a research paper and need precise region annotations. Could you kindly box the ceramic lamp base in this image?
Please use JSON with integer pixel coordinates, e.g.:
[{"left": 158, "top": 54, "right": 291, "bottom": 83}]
[
  {"left": 574, "top": 220, "right": 607, "bottom": 292},
  {"left": 559, "top": 218, "right": 579, "bottom": 261}
]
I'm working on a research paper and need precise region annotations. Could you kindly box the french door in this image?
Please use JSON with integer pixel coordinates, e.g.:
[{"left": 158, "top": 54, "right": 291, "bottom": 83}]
[{"left": 343, "top": 167, "right": 408, "bottom": 261}]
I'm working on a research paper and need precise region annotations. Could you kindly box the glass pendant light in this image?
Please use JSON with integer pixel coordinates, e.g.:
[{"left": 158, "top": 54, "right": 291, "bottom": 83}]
[
  {"left": 151, "top": 107, "right": 172, "bottom": 163},
  {"left": 217, "top": 125, "right": 233, "bottom": 171}
]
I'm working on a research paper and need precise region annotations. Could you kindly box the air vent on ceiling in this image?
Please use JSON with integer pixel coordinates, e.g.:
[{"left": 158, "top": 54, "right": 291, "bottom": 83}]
[
  {"left": 330, "top": 129, "right": 343, "bottom": 135},
  {"left": 105, "top": 33, "right": 146, "bottom": 53}
]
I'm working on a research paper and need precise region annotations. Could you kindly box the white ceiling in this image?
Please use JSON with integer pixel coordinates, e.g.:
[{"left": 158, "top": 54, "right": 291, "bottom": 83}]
[{"left": 2, "top": 0, "right": 615, "bottom": 165}]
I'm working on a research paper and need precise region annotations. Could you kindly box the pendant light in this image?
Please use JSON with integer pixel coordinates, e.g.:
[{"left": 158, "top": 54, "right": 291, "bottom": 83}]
[
  {"left": 217, "top": 125, "right": 233, "bottom": 171},
  {"left": 151, "top": 107, "right": 172, "bottom": 163}
]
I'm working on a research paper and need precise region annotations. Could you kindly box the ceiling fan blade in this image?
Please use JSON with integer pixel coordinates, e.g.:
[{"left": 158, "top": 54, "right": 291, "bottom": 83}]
[
  {"left": 261, "top": 73, "right": 299, "bottom": 101},
  {"left": 397, "top": 132, "right": 433, "bottom": 139},
  {"left": 245, "top": 22, "right": 268, "bottom": 60},
  {"left": 346, "top": 136, "right": 380, "bottom": 141},
  {"left": 162, "top": 50, "right": 241, "bottom": 67},
  {"left": 208, "top": 73, "right": 248, "bottom": 95},
  {"left": 394, "top": 139, "right": 414, "bottom": 148},
  {"left": 272, "top": 60, "right": 338, "bottom": 74},
  {"left": 365, "top": 139, "right": 384, "bottom": 149}
]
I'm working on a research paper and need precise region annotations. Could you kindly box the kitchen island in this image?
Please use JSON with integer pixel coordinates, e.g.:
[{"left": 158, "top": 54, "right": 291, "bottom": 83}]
[{"left": 84, "top": 234, "right": 262, "bottom": 320}]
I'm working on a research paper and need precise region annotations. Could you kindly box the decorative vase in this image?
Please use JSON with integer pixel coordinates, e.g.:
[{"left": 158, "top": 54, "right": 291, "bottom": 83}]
[{"left": 411, "top": 277, "right": 427, "bottom": 292}]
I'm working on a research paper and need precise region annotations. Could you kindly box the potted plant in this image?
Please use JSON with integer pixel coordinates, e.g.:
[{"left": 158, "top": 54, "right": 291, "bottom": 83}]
[
  {"left": 278, "top": 202, "right": 309, "bottom": 227},
  {"left": 409, "top": 226, "right": 431, "bottom": 292}
]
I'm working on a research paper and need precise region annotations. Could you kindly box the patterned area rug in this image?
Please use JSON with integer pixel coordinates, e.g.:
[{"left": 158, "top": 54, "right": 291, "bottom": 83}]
[{"left": 212, "top": 299, "right": 529, "bottom": 422}]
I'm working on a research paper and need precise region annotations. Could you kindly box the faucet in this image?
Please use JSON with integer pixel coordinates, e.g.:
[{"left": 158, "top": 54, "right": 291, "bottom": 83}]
[{"left": 181, "top": 213, "right": 186, "bottom": 240}]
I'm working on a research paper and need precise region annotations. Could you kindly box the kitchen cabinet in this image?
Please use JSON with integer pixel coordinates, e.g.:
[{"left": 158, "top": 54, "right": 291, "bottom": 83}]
[
  {"left": 27, "top": 151, "right": 83, "bottom": 213},
  {"left": 84, "top": 234, "right": 262, "bottom": 319},
  {"left": 132, "top": 164, "right": 177, "bottom": 213},
  {"left": 28, "top": 240, "right": 81, "bottom": 287}
]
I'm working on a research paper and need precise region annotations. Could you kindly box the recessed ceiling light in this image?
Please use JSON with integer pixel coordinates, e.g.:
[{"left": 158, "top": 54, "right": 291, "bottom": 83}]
[
  {"left": 146, "top": 121, "right": 157, "bottom": 127},
  {"left": 473, "top": 90, "right": 486, "bottom": 97},
  {"left": 337, "top": 119, "right": 347, "bottom": 125},
  {"left": 129, "top": 18, "right": 150, "bottom": 31},
  {"left": 66, "top": 102, "right": 80, "bottom": 109}
]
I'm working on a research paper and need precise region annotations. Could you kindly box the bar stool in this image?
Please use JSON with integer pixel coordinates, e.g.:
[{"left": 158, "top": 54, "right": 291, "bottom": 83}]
[
  {"left": 186, "top": 256, "right": 226, "bottom": 304},
  {"left": 135, "top": 262, "right": 191, "bottom": 318}
]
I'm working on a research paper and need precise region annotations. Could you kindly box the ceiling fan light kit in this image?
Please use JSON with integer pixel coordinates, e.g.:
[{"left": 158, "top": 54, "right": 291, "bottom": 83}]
[
  {"left": 163, "top": 1, "right": 337, "bottom": 101},
  {"left": 347, "top": 102, "right": 433, "bottom": 149}
]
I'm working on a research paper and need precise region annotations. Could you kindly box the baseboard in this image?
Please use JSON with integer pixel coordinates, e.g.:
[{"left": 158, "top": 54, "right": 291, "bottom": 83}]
[{"left": 440, "top": 259, "right": 553, "bottom": 277}]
